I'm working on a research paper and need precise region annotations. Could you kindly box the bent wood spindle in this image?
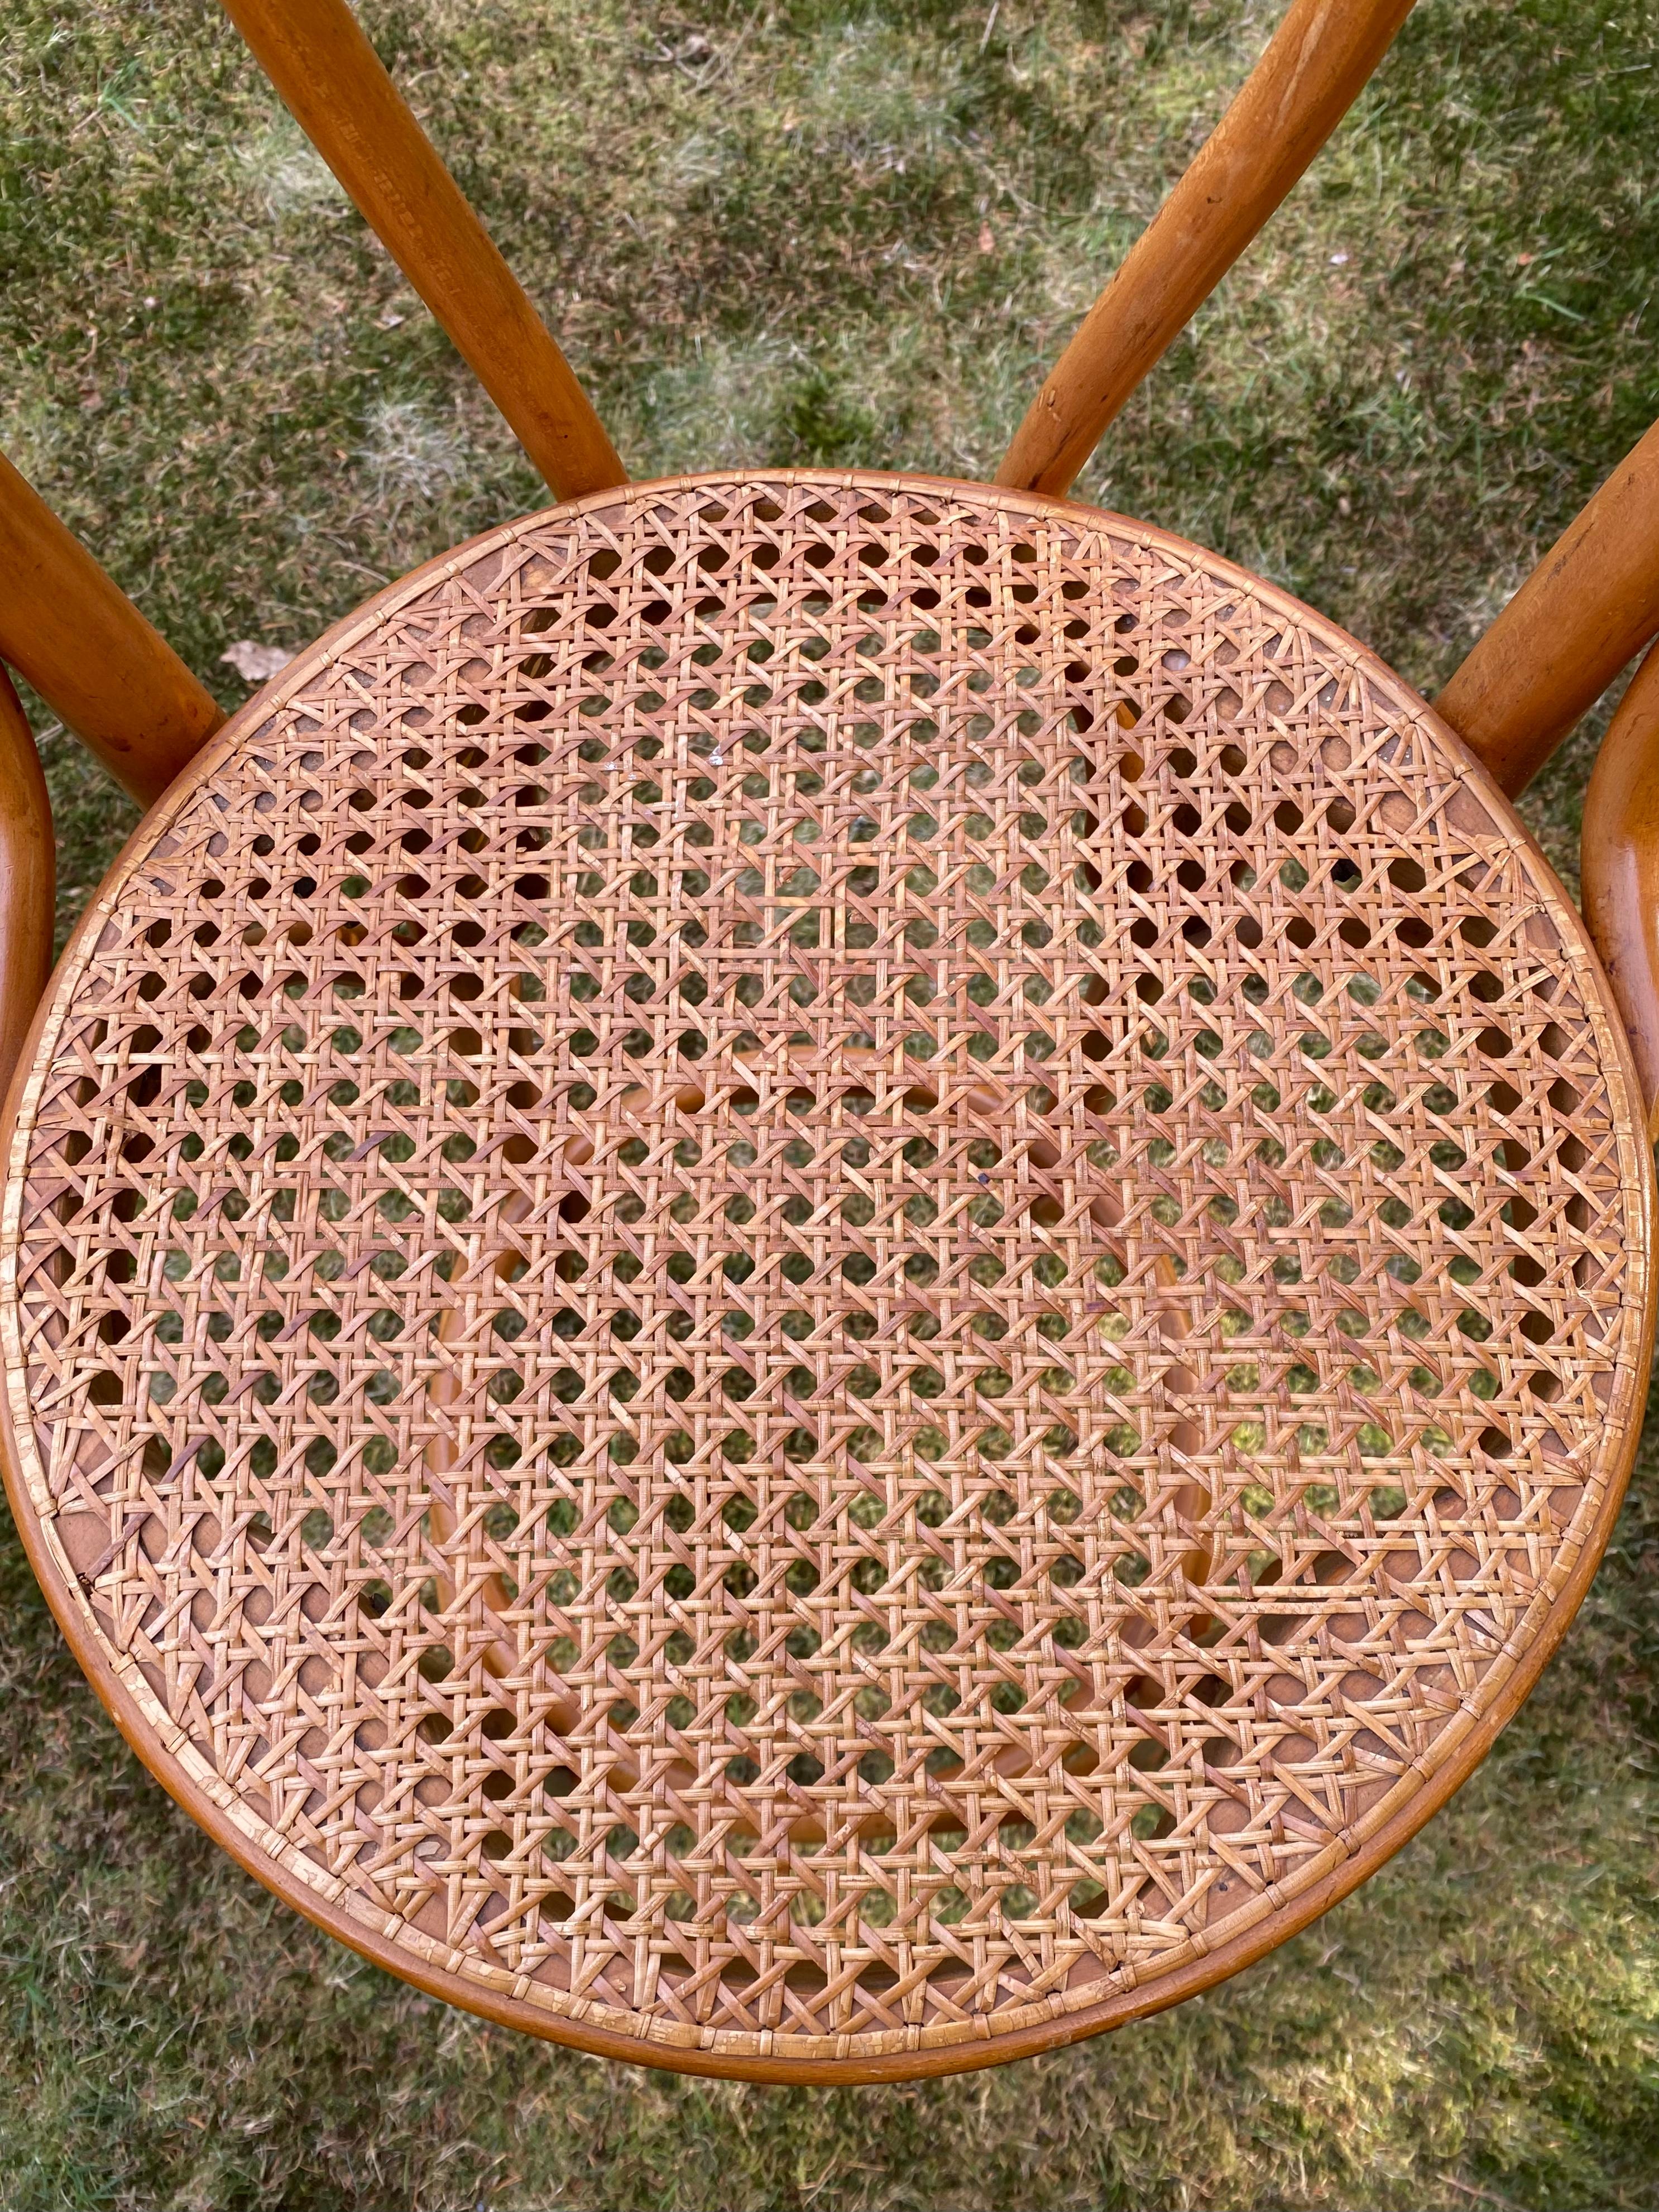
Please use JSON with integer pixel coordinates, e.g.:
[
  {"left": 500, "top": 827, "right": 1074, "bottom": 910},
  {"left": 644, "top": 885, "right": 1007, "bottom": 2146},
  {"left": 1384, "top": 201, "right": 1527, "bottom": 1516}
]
[
  {"left": 0, "top": 449, "right": 223, "bottom": 808},
  {"left": 219, "top": 0, "right": 626, "bottom": 501},
  {"left": 996, "top": 0, "right": 1417, "bottom": 500},
  {"left": 1436, "top": 416, "right": 1659, "bottom": 797},
  {"left": 0, "top": 669, "right": 54, "bottom": 1101},
  {"left": 1581, "top": 641, "right": 1659, "bottom": 1124}
]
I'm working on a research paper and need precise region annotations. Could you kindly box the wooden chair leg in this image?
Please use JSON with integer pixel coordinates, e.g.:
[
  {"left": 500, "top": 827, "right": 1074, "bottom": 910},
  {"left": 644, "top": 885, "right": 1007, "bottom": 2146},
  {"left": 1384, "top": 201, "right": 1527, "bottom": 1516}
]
[
  {"left": 0, "top": 668, "right": 56, "bottom": 1103},
  {"left": 0, "top": 450, "right": 223, "bottom": 810},
  {"left": 1437, "top": 418, "right": 1659, "bottom": 797},
  {"left": 995, "top": 0, "right": 1417, "bottom": 500},
  {"left": 1581, "top": 640, "right": 1659, "bottom": 1129},
  {"left": 219, "top": 0, "right": 626, "bottom": 502}
]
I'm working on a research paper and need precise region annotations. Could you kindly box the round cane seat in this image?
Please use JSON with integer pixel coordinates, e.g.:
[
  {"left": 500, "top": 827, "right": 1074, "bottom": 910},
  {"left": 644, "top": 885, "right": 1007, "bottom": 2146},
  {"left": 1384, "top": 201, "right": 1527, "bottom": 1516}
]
[{"left": 3, "top": 469, "right": 1651, "bottom": 2082}]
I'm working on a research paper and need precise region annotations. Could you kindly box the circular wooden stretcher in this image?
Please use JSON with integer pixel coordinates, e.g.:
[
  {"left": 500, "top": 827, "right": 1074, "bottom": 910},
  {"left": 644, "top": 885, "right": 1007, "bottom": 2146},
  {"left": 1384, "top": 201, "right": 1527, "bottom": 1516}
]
[{"left": 2, "top": 470, "right": 1652, "bottom": 2081}]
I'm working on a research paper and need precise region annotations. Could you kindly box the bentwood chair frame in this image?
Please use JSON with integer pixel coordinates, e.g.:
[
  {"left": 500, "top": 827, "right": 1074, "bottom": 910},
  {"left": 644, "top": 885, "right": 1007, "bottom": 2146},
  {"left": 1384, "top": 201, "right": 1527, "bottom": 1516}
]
[{"left": 2, "top": 0, "right": 1658, "bottom": 2083}]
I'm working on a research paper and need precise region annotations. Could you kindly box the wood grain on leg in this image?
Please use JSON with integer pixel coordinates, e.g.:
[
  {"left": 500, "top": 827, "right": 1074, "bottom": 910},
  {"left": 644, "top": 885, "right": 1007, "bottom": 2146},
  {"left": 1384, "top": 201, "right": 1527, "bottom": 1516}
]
[
  {"left": 219, "top": 0, "right": 626, "bottom": 501},
  {"left": 0, "top": 668, "right": 55, "bottom": 1101},
  {"left": 0, "top": 450, "right": 222, "bottom": 810},
  {"left": 995, "top": 0, "right": 1417, "bottom": 500},
  {"left": 1582, "top": 641, "right": 1659, "bottom": 1127},
  {"left": 1438, "top": 418, "right": 1659, "bottom": 796}
]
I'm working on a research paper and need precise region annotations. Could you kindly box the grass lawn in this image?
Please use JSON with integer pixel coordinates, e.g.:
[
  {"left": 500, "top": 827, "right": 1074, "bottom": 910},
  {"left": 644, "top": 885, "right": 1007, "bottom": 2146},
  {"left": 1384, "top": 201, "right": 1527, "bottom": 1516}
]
[{"left": 3, "top": 0, "right": 1659, "bottom": 2203}]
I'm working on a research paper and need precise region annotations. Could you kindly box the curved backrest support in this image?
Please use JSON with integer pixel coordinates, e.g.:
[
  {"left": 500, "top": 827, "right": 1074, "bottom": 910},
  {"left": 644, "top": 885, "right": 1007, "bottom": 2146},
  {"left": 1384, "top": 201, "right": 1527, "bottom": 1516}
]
[
  {"left": 0, "top": 448, "right": 223, "bottom": 809},
  {"left": 0, "top": 669, "right": 54, "bottom": 1103},
  {"left": 1425, "top": 414, "right": 1659, "bottom": 1115},
  {"left": 996, "top": 0, "right": 1418, "bottom": 498},
  {"left": 1436, "top": 416, "right": 1659, "bottom": 798},
  {"left": 1581, "top": 641, "right": 1659, "bottom": 1126},
  {"left": 0, "top": 449, "right": 208, "bottom": 1111},
  {"left": 218, "top": 0, "right": 625, "bottom": 502}
]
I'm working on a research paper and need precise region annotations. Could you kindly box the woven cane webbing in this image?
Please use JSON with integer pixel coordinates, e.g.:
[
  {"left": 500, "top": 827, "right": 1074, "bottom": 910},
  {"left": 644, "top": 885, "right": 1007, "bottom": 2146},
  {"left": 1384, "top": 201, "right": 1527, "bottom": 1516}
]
[{"left": 2, "top": 471, "right": 1650, "bottom": 2080}]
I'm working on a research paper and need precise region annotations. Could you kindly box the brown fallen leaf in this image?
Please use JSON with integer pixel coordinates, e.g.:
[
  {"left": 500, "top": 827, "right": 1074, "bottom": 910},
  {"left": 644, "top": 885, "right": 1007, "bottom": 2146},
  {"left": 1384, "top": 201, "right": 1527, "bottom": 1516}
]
[{"left": 220, "top": 640, "right": 294, "bottom": 684}]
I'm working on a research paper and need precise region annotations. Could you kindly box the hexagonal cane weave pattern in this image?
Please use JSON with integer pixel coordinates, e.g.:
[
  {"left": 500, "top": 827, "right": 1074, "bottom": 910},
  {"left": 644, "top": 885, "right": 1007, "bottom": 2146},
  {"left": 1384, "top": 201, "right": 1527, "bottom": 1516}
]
[{"left": 2, "top": 471, "right": 1649, "bottom": 2077}]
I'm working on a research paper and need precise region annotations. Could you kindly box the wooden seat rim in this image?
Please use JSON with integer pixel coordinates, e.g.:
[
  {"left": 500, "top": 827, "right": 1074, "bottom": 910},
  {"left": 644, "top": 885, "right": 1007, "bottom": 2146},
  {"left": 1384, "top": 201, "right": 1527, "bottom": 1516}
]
[{"left": 3, "top": 467, "right": 1652, "bottom": 2084}]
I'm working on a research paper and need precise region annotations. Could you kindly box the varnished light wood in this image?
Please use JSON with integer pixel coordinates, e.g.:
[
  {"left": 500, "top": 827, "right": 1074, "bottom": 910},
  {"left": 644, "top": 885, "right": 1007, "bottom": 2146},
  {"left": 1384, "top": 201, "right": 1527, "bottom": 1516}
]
[
  {"left": 1581, "top": 641, "right": 1659, "bottom": 1125},
  {"left": 3, "top": 471, "right": 1651, "bottom": 2080},
  {"left": 1437, "top": 417, "right": 1659, "bottom": 797},
  {"left": 0, "top": 670, "right": 54, "bottom": 1103},
  {"left": 219, "top": 0, "right": 625, "bottom": 501},
  {"left": 6, "top": 0, "right": 1659, "bottom": 2086},
  {"left": 0, "top": 450, "right": 223, "bottom": 809},
  {"left": 995, "top": 0, "right": 1416, "bottom": 499}
]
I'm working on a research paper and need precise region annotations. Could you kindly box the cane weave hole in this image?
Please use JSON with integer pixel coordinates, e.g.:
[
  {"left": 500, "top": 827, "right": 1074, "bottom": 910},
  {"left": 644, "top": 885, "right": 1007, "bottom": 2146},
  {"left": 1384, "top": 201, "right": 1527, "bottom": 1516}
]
[{"left": 2, "top": 471, "right": 1650, "bottom": 2079}]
